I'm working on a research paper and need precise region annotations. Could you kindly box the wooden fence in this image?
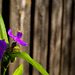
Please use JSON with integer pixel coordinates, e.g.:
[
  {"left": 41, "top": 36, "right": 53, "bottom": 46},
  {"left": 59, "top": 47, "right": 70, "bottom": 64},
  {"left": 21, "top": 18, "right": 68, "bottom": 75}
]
[{"left": 0, "top": 0, "right": 75, "bottom": 75}]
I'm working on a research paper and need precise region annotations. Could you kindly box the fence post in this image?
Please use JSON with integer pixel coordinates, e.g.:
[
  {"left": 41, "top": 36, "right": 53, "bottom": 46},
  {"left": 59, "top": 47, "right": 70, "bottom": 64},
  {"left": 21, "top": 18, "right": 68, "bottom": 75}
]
[
  {"left": 49, "top": 0, "right": 62, "bottom": 75},
  {"left": 9, "top": 0, "right": 31, "bottom": 75}
]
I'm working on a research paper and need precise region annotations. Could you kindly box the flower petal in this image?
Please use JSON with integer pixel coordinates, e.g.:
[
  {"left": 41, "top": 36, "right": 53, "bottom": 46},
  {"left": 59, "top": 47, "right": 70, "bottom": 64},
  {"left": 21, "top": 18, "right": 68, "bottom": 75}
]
[
  {"left": 8, "top": 29, "right": 16, "bottom": 39},
  {"left": 0, "top": 39, "right": 7, "bottom": 50},
  {"left": 8, "top": 29, "right": 27, "bottom": 46},
  {"left": 0, "top": 49, "right": 4, "bottom": 61},
  {"left": 14, "top": 38, "right": 27, "bottom": 46},
  {"left": 0, "top": 39, "right": 7, "bottom": 61},
  {"left": 17, "top": 32, "right": 23, "bottom": 38}
]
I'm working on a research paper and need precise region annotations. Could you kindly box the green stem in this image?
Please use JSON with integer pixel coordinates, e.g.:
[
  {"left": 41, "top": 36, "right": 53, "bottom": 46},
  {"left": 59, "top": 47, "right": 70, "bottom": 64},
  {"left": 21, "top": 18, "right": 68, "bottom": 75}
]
[
  {"left": 1, "top": 67, "right": 6, "bottom": 75},
  {"left": 1, "top": 53, "right": 10, "bottom": 75},
  {"left": 1, "top": 61, "right": 9, "bottom": 75},
  {"left": 3, "top": 69, "right": 6, "bottom": 75}
]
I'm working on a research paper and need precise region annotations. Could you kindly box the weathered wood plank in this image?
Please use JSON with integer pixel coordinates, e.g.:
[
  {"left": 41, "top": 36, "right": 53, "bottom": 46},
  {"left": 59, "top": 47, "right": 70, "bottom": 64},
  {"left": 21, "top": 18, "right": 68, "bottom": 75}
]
[
  {"left": 9, "top": 0, "right": 20, "bottom": 75},
  {"left": 0, "top": 0, "right": 2, "bottom": 13},
  {"left": 49, "top": 0, "right": 62, "bottom": 75},
  {"left": 61, "top": 0, "right": 72, "bottom": 75},
  {"left": 9, "top": 0, "right": 31, "bottom": 75},
  {"left": 19, "top": 0, "right": 31, "bottom": 75},
  {"left": 70, "top": 1, "right": 75, "bottom": 75},
  {"left": 32, "top": 0, "right": 49, "bottom": 75}
]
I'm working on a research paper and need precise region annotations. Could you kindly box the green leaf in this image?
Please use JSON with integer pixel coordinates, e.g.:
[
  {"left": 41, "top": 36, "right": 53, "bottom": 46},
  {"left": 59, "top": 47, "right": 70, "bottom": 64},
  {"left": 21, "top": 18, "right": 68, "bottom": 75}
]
[
  {"left": 13, "top": 64, "right": 23, "bottom": 75},
  {"left": 0, "top": 13, "right": 9, "bottom": 46},
  {"left": 10, "top": 52, "right": 49, "bottom": 75}
]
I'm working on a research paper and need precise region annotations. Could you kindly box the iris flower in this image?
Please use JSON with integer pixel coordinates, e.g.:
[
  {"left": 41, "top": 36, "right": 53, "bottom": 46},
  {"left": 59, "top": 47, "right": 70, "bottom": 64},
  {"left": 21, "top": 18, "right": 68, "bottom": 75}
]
[
  {"left": 8, "top": 29, "right": 27, "bottom": 46},
  {"left": 0, "top": 39, "right": 7, "bottom": 60}
]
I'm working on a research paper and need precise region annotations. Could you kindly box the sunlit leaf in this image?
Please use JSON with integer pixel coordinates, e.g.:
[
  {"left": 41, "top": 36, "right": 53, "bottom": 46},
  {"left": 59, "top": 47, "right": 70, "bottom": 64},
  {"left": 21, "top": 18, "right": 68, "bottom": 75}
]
[
  {"left": 13, "top": 64, "right": 23, "bottom": 75},
  {"left": 0, "top": 14, "right": 9, "bottom": 46},
  {"left": 10, "top": 52, "right": 49, "bottom": 75}
]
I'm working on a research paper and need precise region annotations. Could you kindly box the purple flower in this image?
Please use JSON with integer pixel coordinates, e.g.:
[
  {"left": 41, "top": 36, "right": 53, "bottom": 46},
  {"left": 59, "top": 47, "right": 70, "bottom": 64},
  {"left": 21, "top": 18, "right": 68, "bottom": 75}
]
[
  {"left": 8, "top": 29, "right": 27, "bottom": 46},
  {"left": 0, "top": 39, "right": 7, "bottom": 60}
]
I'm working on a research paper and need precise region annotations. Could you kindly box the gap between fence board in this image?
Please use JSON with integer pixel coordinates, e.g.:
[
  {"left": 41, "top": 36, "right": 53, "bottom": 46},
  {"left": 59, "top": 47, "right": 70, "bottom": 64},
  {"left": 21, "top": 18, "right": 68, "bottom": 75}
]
[{"left": 70, "top": 1, "right": 75, "bottom": 75}]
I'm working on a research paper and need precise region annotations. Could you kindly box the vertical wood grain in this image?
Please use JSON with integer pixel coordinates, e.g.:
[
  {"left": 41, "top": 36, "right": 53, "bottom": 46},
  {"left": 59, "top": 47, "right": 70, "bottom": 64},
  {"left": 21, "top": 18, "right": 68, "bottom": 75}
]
[
  {"left": 9, "top": 0, "right": 31, "bottom": 75},
  {"left": 49, "top": 0, "right": 62, "bottom": 75},
  {"left": 70, "top": 1, "right": 75, "bottom": 75},
  {"left": 19, "top": 0, "right": 31, "bottom": 75},
  {"left": 32, "top": 0, "right": 49, "bottom": 75},
  {"left": 61, "top": 0, "right": 72, "bottom": 75},
  {"left": 9, "top": 0, "right": 20, "bottom": 75},
  {"left": 0, "top": 0, "right": 75, "bottom": 75},
  {"left": 0, "top": 0, "right": 2, "bottom": 13}
]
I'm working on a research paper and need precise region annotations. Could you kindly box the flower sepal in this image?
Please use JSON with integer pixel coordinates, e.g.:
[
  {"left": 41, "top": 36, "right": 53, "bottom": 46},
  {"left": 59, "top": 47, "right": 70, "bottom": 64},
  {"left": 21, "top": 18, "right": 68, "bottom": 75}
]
[{"left": 9, "top": 45, "right": 21, "bottom": 62}]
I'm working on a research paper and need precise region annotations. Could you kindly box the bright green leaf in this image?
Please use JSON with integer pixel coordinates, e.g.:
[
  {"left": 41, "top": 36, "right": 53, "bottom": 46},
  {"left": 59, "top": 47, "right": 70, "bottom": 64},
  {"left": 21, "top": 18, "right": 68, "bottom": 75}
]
[
  {"left": 0, "top": 13, "right": 9, "bottom": 47},
  {"left": 13, "top": 64, "right": 23, "bottom": 75},
  {"left": 10, "top": 52, "right": 49, "bottom": 75}
]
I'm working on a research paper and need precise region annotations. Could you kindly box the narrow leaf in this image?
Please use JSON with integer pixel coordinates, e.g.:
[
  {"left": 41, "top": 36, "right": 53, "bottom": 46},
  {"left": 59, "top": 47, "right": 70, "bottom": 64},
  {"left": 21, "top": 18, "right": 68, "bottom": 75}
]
[
  {"left": 13, "top": 64, "right": 23, "bottom": 75},
  {"left": 10, "top": 52, "right": 49, "bottom": 75},
  {"left": 0, "top": 14, "right": 9, "bottom": 46}
]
